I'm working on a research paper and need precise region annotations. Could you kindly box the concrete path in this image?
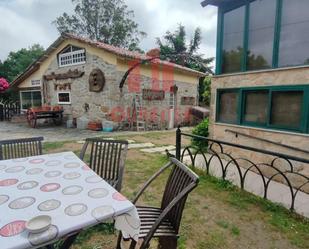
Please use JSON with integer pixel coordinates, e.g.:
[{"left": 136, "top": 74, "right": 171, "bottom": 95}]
[
  {"left": 182, "top": 153, "right": 309, "bottom": 218},
  {"left": 0, "top": 121, "right": 185, "bottom": 142}
]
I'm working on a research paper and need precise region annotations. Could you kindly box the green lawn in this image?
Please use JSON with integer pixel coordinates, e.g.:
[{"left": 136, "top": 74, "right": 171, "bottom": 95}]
[{"left": 43, "top": 132, "right": 309, "bottom": 249}]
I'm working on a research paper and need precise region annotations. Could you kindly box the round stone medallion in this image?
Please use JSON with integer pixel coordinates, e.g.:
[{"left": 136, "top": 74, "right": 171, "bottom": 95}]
[
  {"left": 64, "top": 162, "right": 80, "bottom": 168},
  {"left": 62, "top": 185, "right": 83, "bottom": 195},
  {"left": 88, "top": 188, "right": 109, "bottom": 199},
  {"left": 0, "top": 179, "right": 18, "bottom": 186},
  {"left": 38, "top": 199, "right": 61, "bottom": 211},
  {"left": 29, "top": 158, "right": 45, "bottom": 164},
  {"left": 44, "top": 171, "right": 62, "bottom": 178},
  {"left": 40, "top": 183, "right": 61, "bottom": 192},
  {"left": 0, "top": 221, "right": 26, "bottom": 237},
  {"left": 45, "top": 160, "right": 61, "bottom": 167},
  {"left": 63, "top": 172, "right": 81, "bottom": 180},
  {"left": 0, "top": 195, "right": 9, "bottom": 205},
  {"left": 65, "top": 203, "right": 87, "bottom": 216},
  {"left": 9, "top": 197, "right": 35, "bottom": 209},
  {"left": 17, "top": 181, "right": 39, "bottom": 190},
  {"left": 5, "top": 166, "right": 25, "bottom": 173},
  {"left": 85, "top": 175, "right": 102, "bottom": 183},
  {"left": 26, "top": 168, "right": 43, "bottom": 175},
  {"left": 91, "top": 206, "right": 115, "bottom": 222}
]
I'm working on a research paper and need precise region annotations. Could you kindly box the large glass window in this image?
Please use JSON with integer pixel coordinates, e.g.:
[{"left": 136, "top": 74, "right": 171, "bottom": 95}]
[
  {"left": 221, "top": 6, "right": 245, "bottom": 73},
  {"left": 216, "top": 86, "right": 308, "bottom": 133},
  {"left": 247, "top": 0, "right": 276, "bottom": 70},
  {"left": 244, "top": 91, "right": 268, "bottom": 124},
  {"left": 20, "top": 91, "right": 42, "bottom": 110},
  {"left": 271, "top": 91, "right": 303, "bottom": 128},
  {"left": 218, "top": 91, "right": 239, "bottom": 123},
  {"left": 279, "top": 0, "right": 309, "bottom": 67}
]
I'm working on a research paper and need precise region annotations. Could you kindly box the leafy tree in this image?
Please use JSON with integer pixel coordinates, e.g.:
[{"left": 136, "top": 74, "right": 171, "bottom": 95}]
[
  {"left": 0, "top": 44, "right": 44, "bottom": 83},
  {"left": 157, "top": 24, "right": 214, "bottom": 73},
  {"left": 53, "top": 0, "right": 146, "bottom": 51},
  {"left": 199, "top": 76, "right": 211, "bottom": 106}
]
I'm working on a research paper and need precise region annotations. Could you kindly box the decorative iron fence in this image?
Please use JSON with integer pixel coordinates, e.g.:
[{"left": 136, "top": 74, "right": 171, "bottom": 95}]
[
  {"left": 175, "top": 128, "right": 309, "bottom": 213},
  {"left": 0, "top": 100, "right": 20, "bottom": 121}
]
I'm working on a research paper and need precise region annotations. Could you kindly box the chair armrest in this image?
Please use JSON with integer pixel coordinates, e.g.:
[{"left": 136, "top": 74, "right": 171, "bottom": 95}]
[
  {"left": 132, "top": 162, "right": 173, "bottom": 204},
  {"left": 141, "top": 182, "right": 198, "bottom": 248},
  {"left": 79, "top": 140, "right": 89, "bottom": 160}
]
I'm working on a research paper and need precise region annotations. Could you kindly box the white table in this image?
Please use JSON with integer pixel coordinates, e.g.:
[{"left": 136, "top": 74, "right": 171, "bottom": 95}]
[{"left": 0, "top": 151, "right": 140, "bottom": 249}]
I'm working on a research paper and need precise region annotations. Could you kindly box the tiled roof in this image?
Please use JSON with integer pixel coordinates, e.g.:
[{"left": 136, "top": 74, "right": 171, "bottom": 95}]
[
  {"left": 63, "top": 33, "right": 205, "bottom": 76},
  {"left": 11, "top": 33, "right": 205, "bottom": 87}
]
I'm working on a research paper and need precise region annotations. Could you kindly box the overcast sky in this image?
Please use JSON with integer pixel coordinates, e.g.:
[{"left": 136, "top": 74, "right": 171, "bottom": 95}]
[{"left": 0, "top": 0, "right": 217, "bottom": 64}]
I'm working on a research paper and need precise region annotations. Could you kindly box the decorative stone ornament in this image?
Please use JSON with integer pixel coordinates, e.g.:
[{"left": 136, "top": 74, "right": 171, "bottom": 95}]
[{"left": 89, "top": 69, "right": 105, "bottom": 92}]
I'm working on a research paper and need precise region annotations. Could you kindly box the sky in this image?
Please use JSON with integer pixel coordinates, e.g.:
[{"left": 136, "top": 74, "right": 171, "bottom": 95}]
[{"left": 0, "top": 0, "right": 217, "bottom": 65}]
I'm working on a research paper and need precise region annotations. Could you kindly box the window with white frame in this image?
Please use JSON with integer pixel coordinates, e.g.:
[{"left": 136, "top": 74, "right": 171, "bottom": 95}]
[
  {"left": 20, "top": 90, "right": 42, "bottom": 110},
  {"left": 57, "top": 92, "right": 71, "bottom": 104},
  {"left": 58, "top": 45, "right": 86, "bottom": 67}
]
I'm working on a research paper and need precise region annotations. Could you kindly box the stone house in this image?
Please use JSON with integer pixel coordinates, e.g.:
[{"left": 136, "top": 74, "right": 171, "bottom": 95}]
[
  {"left": 11, "top": 33, "right": 204, "bottom": 130},
  {"left": 202, "top": 0, "right": 309, "bottom": 160}
]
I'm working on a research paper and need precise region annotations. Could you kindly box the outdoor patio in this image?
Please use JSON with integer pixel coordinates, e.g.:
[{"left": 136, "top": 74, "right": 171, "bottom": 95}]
[{"left": 38, "top": 131, "right": 308, "bottom": 249}]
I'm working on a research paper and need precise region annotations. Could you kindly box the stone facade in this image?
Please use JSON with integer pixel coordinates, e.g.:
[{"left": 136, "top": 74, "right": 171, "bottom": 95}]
[
  {"left": 34, "top": 49, "right": 199, "bottom": 130},
  {"left": 210, "top": 66, "right": 309, "bottom": 174}
]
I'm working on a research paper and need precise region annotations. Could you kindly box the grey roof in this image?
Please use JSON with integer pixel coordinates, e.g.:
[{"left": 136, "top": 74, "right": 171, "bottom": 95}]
[{"left": 201, "top": 0, "right": 244, "bottom": 7}]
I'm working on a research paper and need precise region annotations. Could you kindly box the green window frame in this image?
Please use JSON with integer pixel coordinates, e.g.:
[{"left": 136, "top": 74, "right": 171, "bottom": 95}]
[
  {"left": 216, "top": 85, "right": 309, "bottom": 134},
  {"left": 216, "top": 0, "right": 309, "bottom": 75}
]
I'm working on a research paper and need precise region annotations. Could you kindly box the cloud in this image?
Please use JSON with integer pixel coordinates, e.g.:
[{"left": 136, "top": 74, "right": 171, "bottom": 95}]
[{"left": 0, "top": 0, "right": 217, "bottom": 63}]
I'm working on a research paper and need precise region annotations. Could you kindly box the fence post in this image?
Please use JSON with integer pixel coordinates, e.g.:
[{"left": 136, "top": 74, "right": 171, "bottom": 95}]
[{"left": 176, "top": 126, "right": 181, "bottom": 160}]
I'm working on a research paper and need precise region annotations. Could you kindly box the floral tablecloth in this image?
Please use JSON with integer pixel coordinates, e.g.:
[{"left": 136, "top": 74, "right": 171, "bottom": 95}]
[{"left": 0, "top": 151, "right": 140, "bottom": 249}]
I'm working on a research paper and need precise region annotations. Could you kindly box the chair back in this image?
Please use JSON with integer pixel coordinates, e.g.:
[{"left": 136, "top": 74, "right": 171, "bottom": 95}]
[
  {"left": 0, "top": 137, "right": 44, "bottom": 160},
  {"left": 80, "top": 138, "right": 128, "bottom": 191},
  {"left": 161, "top": 158, "right": 199, "bottom": 233}
]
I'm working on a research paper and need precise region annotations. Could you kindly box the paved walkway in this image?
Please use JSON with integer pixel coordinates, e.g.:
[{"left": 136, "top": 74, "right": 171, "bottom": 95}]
[{"left": 0, "top": 121, "right": 183, "bottom": 142}]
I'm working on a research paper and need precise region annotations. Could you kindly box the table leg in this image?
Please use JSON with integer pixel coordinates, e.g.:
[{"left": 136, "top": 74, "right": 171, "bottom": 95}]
[
  {"left": 58, "top": 233, "right": 79, "bottom": 249},
  {"left": 157, "top": 237, "right": 177, "bottom": 249}
]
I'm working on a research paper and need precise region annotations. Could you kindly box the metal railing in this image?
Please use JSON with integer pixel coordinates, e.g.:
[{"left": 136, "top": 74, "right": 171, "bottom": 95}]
[
  {"left": 175, "top": 127, "right": 309, "bottom": 212},
  {"left": 0, "top": 100, "right": 20, "bottom": 121}
]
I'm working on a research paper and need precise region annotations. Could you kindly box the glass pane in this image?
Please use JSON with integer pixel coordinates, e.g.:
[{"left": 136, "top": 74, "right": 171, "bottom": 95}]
[
  {"left": 32, "top": 91, "right": 42, "bottom": 107},
  {"left": 271, "top": 91, "right": 303, "bottom": 128},
  {"left": 279, "top": 0, "right": 309, "bottom": 67},
  {"left": 244, "top": 91, "right": 269, "bottom": 123},
  {"left": 221, "top": 6, "right": 245, "bottom": 73},
  {"left": 247, "top": 0, "right": 276, "bottom": 70},
  {"left": 58, "top": 93, "right": 70, "bottom": 103},
  {"left": 218, "top": 91, "right": 239, "bottom": 123},
  {"left": 21, "top": 92, "right": 32, "bottom": 110}
]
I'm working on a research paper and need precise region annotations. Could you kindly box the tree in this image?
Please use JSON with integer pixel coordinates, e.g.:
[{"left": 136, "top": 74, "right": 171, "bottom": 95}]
[
  {"left": 0, "top": 44, "right": 44, "bottom": 83},
  {"left": 53, "top": 0, "right": 146, "bottom": 51},
  {"left": 156, "top": 25, "right": 214, "bottom": 73},
  {"left": 199, "top": 76, "right": 211, "bottom": 106}
]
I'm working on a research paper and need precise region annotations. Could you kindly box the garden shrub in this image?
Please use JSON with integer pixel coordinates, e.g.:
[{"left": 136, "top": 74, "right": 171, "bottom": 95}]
[{"left": 191, "top": 118, "right": 209, "bottom": 151}]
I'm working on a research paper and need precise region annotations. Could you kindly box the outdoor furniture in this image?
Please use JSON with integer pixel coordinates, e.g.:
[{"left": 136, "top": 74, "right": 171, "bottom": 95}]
[
  {"left": 0, "top": 151, "right": 140, "bottom": 249},
  {"left": 116, "top": 157, "right": 199, "bottom": 249},
  {"left": 0, "top": 137, "right": 44, "bottom": 160},
  {"left": 80, "top": 138, "right": 128, "bottom": 192},
  {"left": 26, "top": 106, "right": 64, "bottom": 128}
]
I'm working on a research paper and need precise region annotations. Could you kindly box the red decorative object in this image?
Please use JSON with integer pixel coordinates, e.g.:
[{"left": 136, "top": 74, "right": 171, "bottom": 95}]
[
  {"left": 87, "top": 121, "right": 102, "bottom": 131},
  {"left": 0, "top": 78, "right": 9, "bottom": 93}
]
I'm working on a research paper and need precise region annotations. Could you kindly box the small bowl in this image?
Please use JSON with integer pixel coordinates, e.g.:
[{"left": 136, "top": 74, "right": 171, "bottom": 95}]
[{"left": 26, "top": 215, "right": 52, "bottom": 234}]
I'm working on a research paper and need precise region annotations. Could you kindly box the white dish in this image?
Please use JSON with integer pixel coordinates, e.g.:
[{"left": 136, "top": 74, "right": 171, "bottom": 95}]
[{"left": 25, "top": 215, "right": 52, "bottom": 234}]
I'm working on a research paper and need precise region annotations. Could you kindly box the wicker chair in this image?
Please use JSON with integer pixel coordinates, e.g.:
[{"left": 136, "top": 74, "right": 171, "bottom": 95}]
[
  {"left": 0, "top": 137, "right": 44, "bottom": 160},
  {"left": 80, "top": 138, "right": 128, "bottom": 192},
  {"left": 116, "top": 157, "right": 199, "bottom": 249}
]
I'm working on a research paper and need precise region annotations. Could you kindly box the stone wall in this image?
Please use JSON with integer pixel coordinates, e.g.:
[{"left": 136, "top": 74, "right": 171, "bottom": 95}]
[
  {"left": 44, "top": 51, "right": 198, "bottom": 129},
  {"left": 209, "top": 67, "right": 309, "bottom": 175}
]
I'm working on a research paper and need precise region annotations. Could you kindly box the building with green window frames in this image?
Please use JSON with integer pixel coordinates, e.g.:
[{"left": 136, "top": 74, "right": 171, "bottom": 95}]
[{"left": 202, "top": 0, "right": 309, "bottom": 156}]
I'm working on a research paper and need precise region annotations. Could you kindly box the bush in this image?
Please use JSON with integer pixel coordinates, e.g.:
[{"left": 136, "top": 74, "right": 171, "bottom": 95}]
[{"left": 191, "top": 118, "right": 209, "bottom": 151}]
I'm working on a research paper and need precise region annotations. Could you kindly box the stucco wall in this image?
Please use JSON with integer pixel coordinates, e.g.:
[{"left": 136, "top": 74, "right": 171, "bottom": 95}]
[{"left": 210, "top": 67, "right": 309, "bottom": 168}]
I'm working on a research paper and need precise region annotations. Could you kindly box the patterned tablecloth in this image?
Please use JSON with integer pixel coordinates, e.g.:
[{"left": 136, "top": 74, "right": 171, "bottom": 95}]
[{"left": 0, "top": 151, "right": 140, "bottom": 249}]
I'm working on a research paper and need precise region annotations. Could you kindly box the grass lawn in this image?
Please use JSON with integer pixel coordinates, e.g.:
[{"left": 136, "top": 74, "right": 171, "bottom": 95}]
[{"left": 43, "top": 131, "right": 309, "bottom": 249}]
